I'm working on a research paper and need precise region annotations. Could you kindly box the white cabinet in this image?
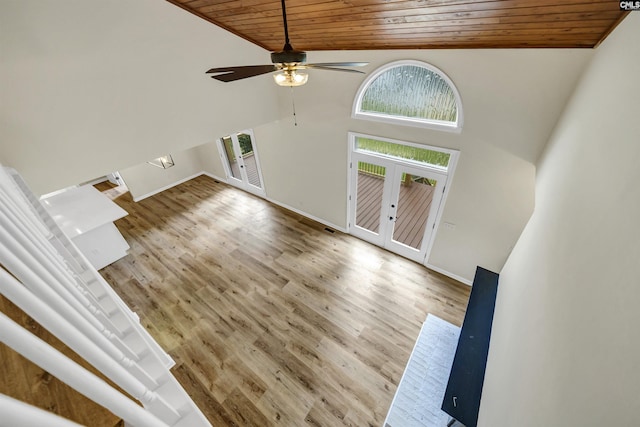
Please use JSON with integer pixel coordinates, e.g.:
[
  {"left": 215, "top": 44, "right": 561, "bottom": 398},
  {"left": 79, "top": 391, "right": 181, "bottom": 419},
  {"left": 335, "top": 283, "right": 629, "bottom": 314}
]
[{"left": 41, "top": 185, "right": 129, "bottom": 270}]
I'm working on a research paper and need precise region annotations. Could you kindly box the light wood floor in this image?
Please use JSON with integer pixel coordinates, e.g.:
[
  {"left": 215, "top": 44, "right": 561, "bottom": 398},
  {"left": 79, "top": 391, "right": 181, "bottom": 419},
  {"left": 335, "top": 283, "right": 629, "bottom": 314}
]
[{"left": 99, "top": 176, "right": 470, "bottom": 427}]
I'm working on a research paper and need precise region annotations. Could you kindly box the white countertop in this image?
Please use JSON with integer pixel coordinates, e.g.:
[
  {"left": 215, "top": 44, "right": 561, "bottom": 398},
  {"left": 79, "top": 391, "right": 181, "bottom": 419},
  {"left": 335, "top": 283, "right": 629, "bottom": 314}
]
[{"left": 41, "top": 185, "right": 128, "bottom": 239}]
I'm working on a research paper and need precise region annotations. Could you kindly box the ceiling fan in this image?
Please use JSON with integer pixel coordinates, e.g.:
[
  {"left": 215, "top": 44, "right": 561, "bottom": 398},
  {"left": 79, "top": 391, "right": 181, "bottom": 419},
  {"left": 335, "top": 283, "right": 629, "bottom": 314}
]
[{"left": 206, "top": 0, "right": 367, "bottom": 87}]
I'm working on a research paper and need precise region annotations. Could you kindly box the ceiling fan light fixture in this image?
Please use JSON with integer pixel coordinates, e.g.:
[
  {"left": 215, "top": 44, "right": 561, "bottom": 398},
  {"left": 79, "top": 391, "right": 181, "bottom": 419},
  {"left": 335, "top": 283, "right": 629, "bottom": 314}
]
[{"left": 273, "top": 69, "right": 308, "bottom": 87}]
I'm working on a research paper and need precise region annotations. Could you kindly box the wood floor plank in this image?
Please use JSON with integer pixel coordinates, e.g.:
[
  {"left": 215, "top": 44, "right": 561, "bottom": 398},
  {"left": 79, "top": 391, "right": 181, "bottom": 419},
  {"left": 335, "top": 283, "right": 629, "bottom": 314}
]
[
  {"left": 99, "top": 175, "right": 470, "bottom": 427},
  {"left": 223, "top": 387, "right": 273, "bottom": 427},
  {"left": 172, "top": 363, "right": 240, "bottom": 427}
]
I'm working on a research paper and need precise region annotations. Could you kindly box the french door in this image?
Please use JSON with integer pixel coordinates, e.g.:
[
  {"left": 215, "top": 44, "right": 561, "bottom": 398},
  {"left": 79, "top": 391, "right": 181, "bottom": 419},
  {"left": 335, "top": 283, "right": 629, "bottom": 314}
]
[
  {"left": 350, "top": 152, "right": 446, "bottom": 263},
  {"left": 217, "top": 130, "right": 265, "bottom": 196}
]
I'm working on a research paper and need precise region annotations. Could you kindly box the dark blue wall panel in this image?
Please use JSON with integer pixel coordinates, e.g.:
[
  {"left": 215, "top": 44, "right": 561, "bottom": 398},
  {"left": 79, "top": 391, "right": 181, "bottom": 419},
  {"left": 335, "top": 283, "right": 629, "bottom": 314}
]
[{"left": 441, "top": 266, "right": 499, "bottom": 427}]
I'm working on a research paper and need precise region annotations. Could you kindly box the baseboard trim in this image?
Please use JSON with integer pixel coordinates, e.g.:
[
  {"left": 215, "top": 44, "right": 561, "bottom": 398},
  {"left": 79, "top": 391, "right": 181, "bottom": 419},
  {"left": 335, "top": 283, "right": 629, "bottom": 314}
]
[
  {"left": 132, "top": 172, "right": 204, "bottom": 202},
  {"left": 265, "top": 197, "right": 347, "bottom": 233},
  {"left": 426, "top": 263, "right": 473, "bottom": 286},
  {"left": 199, "top": 171, "right": 227, "bottom": 183}
]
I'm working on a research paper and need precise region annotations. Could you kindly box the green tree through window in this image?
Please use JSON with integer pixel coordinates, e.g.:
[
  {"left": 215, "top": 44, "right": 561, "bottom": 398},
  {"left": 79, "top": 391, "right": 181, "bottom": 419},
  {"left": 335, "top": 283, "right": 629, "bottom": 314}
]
[
  {"left": 356, "top": 137, "right": 450, "bottom": 168},
  {"left": 238, "top": 133, "right": 253, "bottom": 155}
]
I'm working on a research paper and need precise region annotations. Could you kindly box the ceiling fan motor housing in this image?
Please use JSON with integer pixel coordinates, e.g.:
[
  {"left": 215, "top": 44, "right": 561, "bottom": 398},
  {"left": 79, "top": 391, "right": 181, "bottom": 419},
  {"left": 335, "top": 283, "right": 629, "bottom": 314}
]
[{"left": 271, "top": 44, "right": 307, "bottom": 64}]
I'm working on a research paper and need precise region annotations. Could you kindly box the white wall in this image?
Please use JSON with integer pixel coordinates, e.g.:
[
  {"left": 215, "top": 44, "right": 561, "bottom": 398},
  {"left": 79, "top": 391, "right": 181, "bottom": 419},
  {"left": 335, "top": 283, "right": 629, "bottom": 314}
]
[
  {"left": 119, "top": 146, "right": 205, "bottom": 201},
  {"left": 480, "top": 13, "right": 640, "bottom": 426},
  {"left": 0, "top": 0, "right": 280, "bottom": 196},
  {"left": 119, "top": 140, "right": 226, "bottom": 201},
  {"left": 196, "top": 141, "right": 227, "bottom": 180},
  {"left": 254, "top": 48, "right": 592, "bottom": 281}
]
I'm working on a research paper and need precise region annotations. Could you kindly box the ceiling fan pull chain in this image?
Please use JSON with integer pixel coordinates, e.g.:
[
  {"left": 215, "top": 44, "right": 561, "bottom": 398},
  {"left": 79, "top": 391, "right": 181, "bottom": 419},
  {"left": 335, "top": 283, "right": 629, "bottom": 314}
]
[{"left": 290, "top": 86, "right": 298, "bottom": 126}]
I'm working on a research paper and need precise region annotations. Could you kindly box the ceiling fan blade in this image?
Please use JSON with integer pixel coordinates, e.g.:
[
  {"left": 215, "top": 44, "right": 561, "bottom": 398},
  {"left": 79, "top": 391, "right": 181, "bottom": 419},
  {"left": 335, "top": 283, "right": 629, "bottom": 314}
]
[
  {"left": 303, "top": 64, "right": 366, "bottom": 74},
  {"left": 206, "top": 65, "right": 277, "bottom": 82},
  {"left": 304, "top": 62, "right": 368, "bottom": 67}
]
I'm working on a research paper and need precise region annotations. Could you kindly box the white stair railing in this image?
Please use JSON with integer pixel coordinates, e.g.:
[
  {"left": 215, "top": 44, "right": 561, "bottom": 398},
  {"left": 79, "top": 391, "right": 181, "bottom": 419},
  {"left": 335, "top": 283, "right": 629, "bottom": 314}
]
[
  {"left": 0, "top": 268, "right": 174, "bottom": 411},
  {"left": 8, "top": 168, "right": 175, "bottom": 368},
  {"left": 0, "top": 179, "right": 134, "bottom": 336},
  {"left": 0, "top": 165, "right": 212, "bottom": 427},
  {"left": 0, "top": 312, "right": 171, "bottom": 427},
  {"left": 0, "top": 201, "right": 130, "bottom": 340},
  {"left": 1, "top": 167, "right": 163, "bottom": 367},
  {"left": 0, "top": 192, "right": 125, "bottom": 336},
  {"left": 1, "top": 190, "right": 132, "bottom": 335},
  {"left": 0, "top": 167, "right": 172, "bottom": 379},
  {"left": 0, "top": 220, "right": 147, "bottom": 377}
]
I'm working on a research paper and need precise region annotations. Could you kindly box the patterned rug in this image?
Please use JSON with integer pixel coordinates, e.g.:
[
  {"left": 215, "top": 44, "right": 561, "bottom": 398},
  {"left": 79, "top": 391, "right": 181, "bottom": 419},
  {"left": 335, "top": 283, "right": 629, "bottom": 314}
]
[{"left": 384, "top": 314, "right": 460, "bottom": 427}]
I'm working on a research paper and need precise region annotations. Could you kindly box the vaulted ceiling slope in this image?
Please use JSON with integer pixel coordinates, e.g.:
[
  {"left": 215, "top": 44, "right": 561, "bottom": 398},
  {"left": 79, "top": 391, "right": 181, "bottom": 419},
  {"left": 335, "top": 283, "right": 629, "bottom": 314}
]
[{"left": 166, "top": 0, "right": 628, "bottom": 51}]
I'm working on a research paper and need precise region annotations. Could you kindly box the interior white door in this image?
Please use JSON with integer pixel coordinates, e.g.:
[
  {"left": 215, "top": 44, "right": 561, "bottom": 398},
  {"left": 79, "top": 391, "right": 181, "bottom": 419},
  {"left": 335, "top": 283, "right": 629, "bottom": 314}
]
[
  {"left": 217, "top": 131, "right": 265, "bottom": 196},
  {"left": 349, "top": 155, "right": 446, "bottom": 263}
]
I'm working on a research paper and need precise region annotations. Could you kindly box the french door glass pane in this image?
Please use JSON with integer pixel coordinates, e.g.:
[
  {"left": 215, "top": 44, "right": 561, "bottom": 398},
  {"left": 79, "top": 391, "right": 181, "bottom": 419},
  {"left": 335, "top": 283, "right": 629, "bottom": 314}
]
[
  {"left": 355, "top": 161, "right": 386, "bottom": 233},
  {"left": 391, "top": 173, "right": 437, "bottom": 249},
  {"left": 237, "top": 133, "right": 261, "bottom": 188},
  {"left": 222, "top": 136, "right": 241, "bottom": 180}
]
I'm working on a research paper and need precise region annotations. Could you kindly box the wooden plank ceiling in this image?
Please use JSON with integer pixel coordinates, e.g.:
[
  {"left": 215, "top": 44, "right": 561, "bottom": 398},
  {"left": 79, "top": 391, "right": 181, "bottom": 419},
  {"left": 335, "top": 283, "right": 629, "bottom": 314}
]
[{"left": 166, "top": 0, "right": 627, "bottom": 51}]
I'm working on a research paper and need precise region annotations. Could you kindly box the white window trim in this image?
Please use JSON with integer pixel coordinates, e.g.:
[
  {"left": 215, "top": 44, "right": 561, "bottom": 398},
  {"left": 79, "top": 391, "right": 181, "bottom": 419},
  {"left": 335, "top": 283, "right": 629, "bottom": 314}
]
[{"left": 352, "top": 60, "right": 464, "bottom": 133}]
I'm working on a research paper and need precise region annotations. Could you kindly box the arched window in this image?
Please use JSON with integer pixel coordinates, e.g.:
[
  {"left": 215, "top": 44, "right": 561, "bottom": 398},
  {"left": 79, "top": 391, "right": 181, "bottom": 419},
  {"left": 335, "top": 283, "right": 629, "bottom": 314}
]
[{"left": 353, "top": 60, "right": 463, "bottom": 132}]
